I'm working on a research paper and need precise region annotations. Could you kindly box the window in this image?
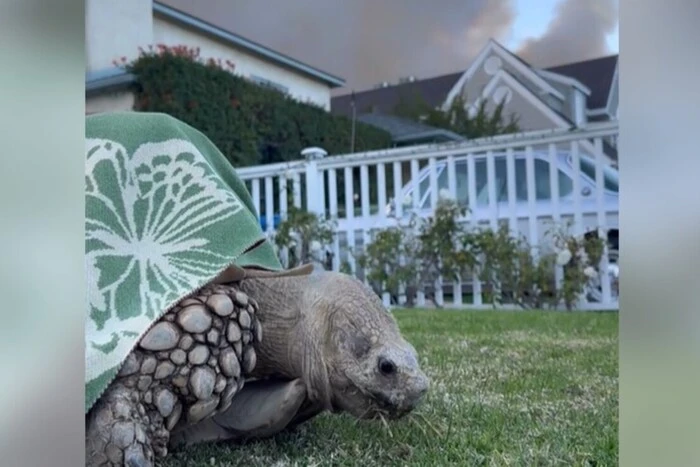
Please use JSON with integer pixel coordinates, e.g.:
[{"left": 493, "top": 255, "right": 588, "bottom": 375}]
[
  {"left": 408, "top": 155, "right": 576, "bottom": 210},
  {"left": 577, "top": 156, "right": 619, "bottom": 192},
  {"left": 249, "top": 75, "right": 289, "bottom": 95},
  {"left": 514, "top": 159, "right": 574, "bottom": 201}
]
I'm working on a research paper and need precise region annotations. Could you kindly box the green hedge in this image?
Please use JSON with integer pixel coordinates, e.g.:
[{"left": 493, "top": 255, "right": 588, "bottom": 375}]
[{"left": 124, "top": 45, "right": 392, "bottom": 167}]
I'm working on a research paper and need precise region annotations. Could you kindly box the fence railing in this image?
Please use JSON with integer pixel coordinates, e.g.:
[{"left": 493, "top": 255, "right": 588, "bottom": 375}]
[{"left": 237, "top": 121, "right": 620, "bottom": 311}]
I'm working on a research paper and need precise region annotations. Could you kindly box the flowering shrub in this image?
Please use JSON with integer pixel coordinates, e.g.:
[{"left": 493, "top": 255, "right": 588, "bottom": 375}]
[
  {"left": 357, "top": 195, "right": 609, "bottom": 310},
  {"left": 549, "top": 224, "right": 605, "bottom": 309},
  {"left": 272, "top": 204, "right": 336, "bottom": 269},
  {"left": 356, "top": 216, "right": 422, "bottom": 304}
]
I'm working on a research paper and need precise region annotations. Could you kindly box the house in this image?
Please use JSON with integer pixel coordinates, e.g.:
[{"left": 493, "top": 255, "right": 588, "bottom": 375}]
[
  {"left": 331, "top": 39, "right": 618, "bottom": 151},
  {"left": 85, "top": 0, "right": 345, "bottom": 115}
]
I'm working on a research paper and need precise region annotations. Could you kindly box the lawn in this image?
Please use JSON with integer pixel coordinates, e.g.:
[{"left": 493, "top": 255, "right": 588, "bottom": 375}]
[{"left": 163, "top": 309, "right": 619, "bottom": 466}]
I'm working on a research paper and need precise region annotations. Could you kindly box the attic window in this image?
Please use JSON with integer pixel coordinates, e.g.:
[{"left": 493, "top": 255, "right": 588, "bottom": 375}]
[{"left": 484, "top": 56, "right": 502, "bottom": 75}]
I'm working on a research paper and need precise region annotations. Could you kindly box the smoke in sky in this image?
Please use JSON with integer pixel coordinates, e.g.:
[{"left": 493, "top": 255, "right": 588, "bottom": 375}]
[
  {"left": 516, "top": 0, "right": 619, "bottom": 67},
  {"left": 159, "top": 0, "right": 617, "bottom": 92}
]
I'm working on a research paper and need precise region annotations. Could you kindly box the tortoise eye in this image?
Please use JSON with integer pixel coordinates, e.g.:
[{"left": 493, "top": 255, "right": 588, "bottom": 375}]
[{"left": 378, "top": 357, "right": 396, "bottom": 376}]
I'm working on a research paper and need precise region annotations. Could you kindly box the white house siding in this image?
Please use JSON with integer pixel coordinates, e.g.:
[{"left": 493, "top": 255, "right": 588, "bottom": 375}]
[
  {"left": 86, "top": 0, "right": 153, "bottom": 71},
  {"left": 459, "top": 53, "right": 551, "bottom": 111},
  {"left": 152, "top": 18, "right": 332, "bottom": 110},
  {"left": 86, "top": 91, "right": 135, "bottom": 115},
  {"left": 482, "top": 87, "right": 560, "bottom": 132}
]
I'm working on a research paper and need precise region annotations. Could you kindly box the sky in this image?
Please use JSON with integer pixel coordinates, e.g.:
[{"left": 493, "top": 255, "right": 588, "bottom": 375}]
[{"left": 160, "top": 0, "right": 619, "bottom": 94}]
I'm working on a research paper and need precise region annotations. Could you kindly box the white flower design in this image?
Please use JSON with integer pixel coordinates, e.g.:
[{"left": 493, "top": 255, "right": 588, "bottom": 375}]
[{"left": 85, "top": 138, "right": 244, "bottom": 379}]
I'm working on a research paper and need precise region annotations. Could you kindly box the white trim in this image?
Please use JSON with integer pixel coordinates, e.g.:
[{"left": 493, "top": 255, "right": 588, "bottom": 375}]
[
  {"left": 480, "top": 70, "right": 570, "bottom": 128},
  {"left": 442, "top": 39, "right": 565, "bottom": 110},
  {"left": 536, "top": 69, "right": 592, "bottom": 96},
  {"left": 573, "top": 89, "right": 587, "bottom": 126},
  {"left": 442, "top": 43, "right": 493, "bottom": 109},
  {"left": 479, "top": 70, "right": 610, "bottom": 163},
  {"left": 604, "top": 61, "right": 619, "bottom": 117}
]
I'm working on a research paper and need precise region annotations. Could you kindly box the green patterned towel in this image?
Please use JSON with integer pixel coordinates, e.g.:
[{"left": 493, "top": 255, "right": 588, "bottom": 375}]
[{"left": 85, "top": 112, "right": 283, "bottom": 413}]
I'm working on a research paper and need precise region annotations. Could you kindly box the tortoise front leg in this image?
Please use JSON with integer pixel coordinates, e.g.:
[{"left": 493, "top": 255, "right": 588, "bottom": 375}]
[
  {"left": 169, "top": 378, "right": 309, "bottom": 447},
  {"left": 85, "top": 382, "right": 166, "bottom": 467},
  {"left": 284, "top": 397, "right": 325, "bottom": 432}
]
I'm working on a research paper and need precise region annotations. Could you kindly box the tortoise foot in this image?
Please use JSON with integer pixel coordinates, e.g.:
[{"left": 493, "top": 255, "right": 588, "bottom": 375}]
[{"left": 85, "top": 383, "right": 166, "bottom": 467}]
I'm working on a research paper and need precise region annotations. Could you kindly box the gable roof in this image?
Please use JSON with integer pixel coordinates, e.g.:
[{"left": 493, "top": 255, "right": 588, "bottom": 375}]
[
  {"left": 153, "top": 2, "right": 345, "bottom": 88},
  {"left": 544, "top": 55, "right": 618, "bottom": 110},
  {"left": 442, "top": 39, "right": 565, "bottom": 110},
  {"left": 331, "top": 46, "right": 618, "bottom": 117},
  {"left": 331, "top": 72, "right": 462, "bottom": 118}
]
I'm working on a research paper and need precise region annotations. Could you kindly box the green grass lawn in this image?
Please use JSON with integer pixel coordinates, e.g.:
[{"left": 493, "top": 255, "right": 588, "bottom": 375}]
[{"left": 163, "top": 309, "right": 618, "bottom": 466}]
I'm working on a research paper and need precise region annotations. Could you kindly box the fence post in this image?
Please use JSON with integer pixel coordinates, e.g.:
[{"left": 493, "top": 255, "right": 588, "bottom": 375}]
[
  {"left": 305, "top": 159, "right": 319, "bottom": 214},
  {"left": 301, "top": 147, "right": 327, "bottom": 216}
]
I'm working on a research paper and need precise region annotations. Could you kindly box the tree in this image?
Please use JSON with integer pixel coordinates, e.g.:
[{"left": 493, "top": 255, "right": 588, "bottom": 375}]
[{"left": 392, "top": 91, "right": 520, "bottom": 138}]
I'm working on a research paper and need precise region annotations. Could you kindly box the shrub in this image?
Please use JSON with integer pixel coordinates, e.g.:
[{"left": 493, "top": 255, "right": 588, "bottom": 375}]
[
  {"left": 124, "top": 44, "right": 392, "bottom": 167},
  {"left": 271, "top": 204, "right": 336, "bottom": 269},
  {"left": 357, "top": 197, "right": 609, "bottom": 310}
]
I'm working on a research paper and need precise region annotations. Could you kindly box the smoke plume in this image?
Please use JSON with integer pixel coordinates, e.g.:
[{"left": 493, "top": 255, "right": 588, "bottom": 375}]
[
  {"left": 159, "top": 0, "right": 515, "bottom": 91},
  {"left": 516, "top": 0, "right": 619, "bottom": 67},
  {"left": 158, "top": 0, "right": 617, "bottom": 91}
]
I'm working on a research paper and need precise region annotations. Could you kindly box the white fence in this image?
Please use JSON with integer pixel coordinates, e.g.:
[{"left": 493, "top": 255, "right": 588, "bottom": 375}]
[{"left": 236, "top": 121, "right": 620, "bottom": 311}]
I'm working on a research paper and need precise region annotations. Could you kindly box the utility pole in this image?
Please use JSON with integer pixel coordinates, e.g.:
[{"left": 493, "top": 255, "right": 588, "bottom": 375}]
[{"left": 350, "top": 90, "right": 356, "bottom": 153}]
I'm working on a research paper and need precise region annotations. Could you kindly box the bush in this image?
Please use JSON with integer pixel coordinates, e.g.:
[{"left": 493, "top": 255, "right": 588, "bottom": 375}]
[
  {"left": 271, "top": 204, "right": 336, "bottom": 269},
  {"left": 123, "top": 44, "right": 392, "bottom": 167},
  {"left": 356, "top": 196, "right": 608, "bottom": 310},
  {"left": 356, "top": 218, "right": 422, "bottom": 304},
  {"left": 252, "top": 190, "right": 608, "bottom": 310}
]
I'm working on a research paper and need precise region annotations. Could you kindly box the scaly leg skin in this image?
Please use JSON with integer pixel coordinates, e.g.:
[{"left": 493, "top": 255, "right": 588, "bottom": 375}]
[
  {"left": 85, "top": 383, "right": 163, "bottom": 467},
  {"left": 169, "top": 378, "right": 309, "bottom": 447},
  {"left": 86, "top": 284, "right": 261, "bottom": 465}
]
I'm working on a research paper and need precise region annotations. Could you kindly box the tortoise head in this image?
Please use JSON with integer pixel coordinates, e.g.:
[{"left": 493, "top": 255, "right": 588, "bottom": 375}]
[{"left": 305, "top": 272, "right": 430, "bottom": 420}]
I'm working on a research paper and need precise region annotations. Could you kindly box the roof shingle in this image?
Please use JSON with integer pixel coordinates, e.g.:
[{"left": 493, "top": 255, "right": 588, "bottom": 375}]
[
  {"left": 331, "top": 72, "right": 462, "bottom": 118},
  {"left": 544, "top": 55, "right": 618, "bottom": 109}
]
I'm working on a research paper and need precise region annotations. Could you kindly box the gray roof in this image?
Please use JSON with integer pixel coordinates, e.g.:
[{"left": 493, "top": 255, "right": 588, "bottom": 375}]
[
  {"left": 85, "top": 68, "right": 136, "bottom": 96},
  {"left": 152, "top": 2, "right": 344, "bottom": 88},
  {"left": 331, "top": 72, "right": 462, "bottom": 118},
  {"left": 357, "top": 113, "right": 466, "bottom": 143},
  {"left": 331, "top": 55, "right": 618, "bottom": 117},
  {"left": 545, "top": 55, "right": 618, "bottom": 110}
]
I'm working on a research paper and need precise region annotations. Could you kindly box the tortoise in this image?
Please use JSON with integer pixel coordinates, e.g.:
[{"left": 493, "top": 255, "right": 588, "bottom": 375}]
[{"left": 84, "top": 112, "right": 429, "bottom": 466}]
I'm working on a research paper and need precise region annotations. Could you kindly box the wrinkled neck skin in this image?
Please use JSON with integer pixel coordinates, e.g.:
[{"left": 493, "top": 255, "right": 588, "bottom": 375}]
[{"left": 236, "top": 275, "right": 332, "bottom": 408}]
